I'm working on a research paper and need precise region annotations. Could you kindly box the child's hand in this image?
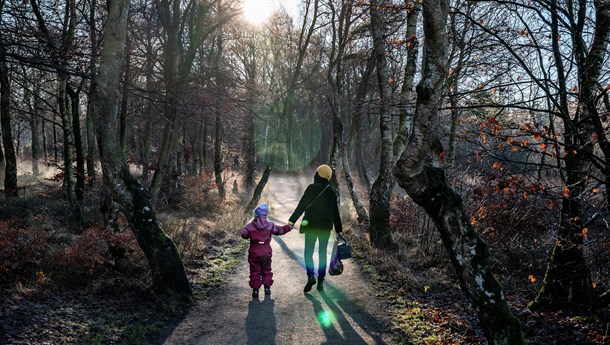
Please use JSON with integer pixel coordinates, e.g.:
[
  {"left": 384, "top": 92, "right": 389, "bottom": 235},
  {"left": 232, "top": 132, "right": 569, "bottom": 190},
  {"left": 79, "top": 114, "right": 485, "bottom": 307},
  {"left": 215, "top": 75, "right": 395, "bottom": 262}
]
[{"left": 282, "top": 224, "right": 292, "bottom": 232}]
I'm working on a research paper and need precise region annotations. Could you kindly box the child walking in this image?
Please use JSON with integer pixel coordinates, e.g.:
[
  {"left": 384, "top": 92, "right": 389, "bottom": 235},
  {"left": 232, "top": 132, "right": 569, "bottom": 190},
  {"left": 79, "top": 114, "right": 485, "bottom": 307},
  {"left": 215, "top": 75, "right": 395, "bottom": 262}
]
[{"left": 240, "top": 204, "right": 292, "bottom": 298}]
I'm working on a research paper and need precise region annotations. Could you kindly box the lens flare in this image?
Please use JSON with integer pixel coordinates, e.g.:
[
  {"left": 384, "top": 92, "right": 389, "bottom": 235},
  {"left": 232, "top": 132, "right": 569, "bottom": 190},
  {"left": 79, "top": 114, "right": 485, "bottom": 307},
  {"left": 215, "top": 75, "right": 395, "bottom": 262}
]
[{"left": 316, "top": 310, "right": 335, "bottom": 328}]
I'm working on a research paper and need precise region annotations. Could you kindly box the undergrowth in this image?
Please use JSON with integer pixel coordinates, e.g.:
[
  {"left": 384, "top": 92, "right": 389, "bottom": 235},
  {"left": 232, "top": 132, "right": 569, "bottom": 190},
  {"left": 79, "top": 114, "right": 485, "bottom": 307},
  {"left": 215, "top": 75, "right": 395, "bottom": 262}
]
[
  {"left": 340, "top": 171, "right": 610, "bottom": 344},
  {"left": 0, "top": 173, "right": 250, "bottom": 344}
]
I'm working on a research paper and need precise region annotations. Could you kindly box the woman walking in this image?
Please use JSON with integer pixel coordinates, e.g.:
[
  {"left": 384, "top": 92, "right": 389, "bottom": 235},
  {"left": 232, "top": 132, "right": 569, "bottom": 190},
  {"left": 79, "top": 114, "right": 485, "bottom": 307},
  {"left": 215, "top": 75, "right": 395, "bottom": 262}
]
[{"left": 289, "top": 165, "right": 342, "bottom": 292}]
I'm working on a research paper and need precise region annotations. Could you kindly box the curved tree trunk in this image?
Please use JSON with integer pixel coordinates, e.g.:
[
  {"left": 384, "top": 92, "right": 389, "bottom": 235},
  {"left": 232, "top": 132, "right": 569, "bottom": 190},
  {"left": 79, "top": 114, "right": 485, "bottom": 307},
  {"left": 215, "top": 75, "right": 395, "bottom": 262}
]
[
  {"left": 394, "top": 2, "right": 525, "bottom": 344},
  {"left": 342, "top": 144, "right": 368, "bottom": 225},
  {"left": 91, "top": 0, "right": 191, "bottom": 297},
  {"left": 245, "top": 165, "right": 272, "bottom": 215}
]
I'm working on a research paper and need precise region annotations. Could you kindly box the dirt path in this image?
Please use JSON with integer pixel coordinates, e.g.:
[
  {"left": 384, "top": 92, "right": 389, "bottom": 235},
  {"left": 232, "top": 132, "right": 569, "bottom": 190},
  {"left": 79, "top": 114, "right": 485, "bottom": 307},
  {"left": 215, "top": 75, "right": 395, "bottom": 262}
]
[{"left": 162, "top": 174, "right": 394, "bottom": 345}]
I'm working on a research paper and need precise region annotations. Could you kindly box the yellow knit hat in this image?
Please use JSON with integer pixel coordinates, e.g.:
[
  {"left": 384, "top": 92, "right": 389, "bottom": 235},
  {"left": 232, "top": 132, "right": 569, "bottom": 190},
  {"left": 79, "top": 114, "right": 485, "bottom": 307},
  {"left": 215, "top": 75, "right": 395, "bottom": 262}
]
[{"left": 316, "top": 164, "right": 332, "bottom": 180}]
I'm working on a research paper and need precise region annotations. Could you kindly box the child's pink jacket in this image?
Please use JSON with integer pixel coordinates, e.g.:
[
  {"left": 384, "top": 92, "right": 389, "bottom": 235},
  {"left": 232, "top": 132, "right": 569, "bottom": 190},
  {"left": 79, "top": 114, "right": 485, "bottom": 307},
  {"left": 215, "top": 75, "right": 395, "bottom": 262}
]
[{"left": 240, "top": 217, "right": 291, "bottom": 257}]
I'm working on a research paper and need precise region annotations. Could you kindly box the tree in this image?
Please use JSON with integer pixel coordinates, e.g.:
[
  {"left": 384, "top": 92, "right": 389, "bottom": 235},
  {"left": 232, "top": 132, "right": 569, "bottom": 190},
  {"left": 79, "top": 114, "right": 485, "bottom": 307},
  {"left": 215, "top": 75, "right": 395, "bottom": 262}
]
[
  {"left": 149, "top": 0, "right": 233, "bottom": 205},
  {"left": 30, "top": 0, "right": 87, "bottom": 226},
  {"left": 393, "top": 1, "right": 526, "bottom": 343},
  {"left": 213, "top": 24, "right": 226, "bottom": 199},
  {"left": 368, "top": 1, "right": 395, "bottom": 248},
  {"left": 456, "top": 0, "right": 610, "bottom": 312},
  {"left": 529, "top": 0, "right": 610, "bottom": 312},
  {"left": 322, "top": 0, "right": 369, "bottom": 224},
  {"left": 91, "top": 0, "right": 192, "bottom": 297},
  {"left": 0, "top": 0, "right": 17, "bottom": 198}
]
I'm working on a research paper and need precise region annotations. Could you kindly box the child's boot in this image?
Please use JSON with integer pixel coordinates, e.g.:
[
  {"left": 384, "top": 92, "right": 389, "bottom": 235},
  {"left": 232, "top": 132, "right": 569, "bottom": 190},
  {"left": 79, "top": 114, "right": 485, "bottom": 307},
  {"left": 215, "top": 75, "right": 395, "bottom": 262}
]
[
  {"left": 317, "top": 277, "right": 324, "bottom": 291},
  {"left": 252, "top": 288, "right": 259, "bottom": 298},
  {"left": 264, "top": 285, "right": 271, "bottom": 295}
]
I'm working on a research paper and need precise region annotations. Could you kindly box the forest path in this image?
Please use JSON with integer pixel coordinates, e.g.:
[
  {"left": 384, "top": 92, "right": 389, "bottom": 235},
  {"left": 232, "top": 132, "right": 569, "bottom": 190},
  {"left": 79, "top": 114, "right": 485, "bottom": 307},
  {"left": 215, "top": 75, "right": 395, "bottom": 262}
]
[{"left": 161, "top": 173, "right": 394, "bottom": 345}]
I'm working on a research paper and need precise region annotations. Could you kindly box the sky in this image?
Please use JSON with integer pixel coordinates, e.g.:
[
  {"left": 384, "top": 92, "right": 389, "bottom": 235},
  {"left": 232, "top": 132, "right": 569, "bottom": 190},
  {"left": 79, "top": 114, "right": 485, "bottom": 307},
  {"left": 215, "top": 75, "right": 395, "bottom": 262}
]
[{"left": 241, "top": 0, "right": 300, "bottom": 25}]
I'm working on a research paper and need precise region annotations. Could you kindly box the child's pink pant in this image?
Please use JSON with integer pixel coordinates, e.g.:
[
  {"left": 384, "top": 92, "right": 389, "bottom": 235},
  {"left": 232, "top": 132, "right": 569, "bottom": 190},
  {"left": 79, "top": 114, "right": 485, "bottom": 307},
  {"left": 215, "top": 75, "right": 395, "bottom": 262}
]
[{"left": 248, "top": 253, "right": 273, "bottom": 289}]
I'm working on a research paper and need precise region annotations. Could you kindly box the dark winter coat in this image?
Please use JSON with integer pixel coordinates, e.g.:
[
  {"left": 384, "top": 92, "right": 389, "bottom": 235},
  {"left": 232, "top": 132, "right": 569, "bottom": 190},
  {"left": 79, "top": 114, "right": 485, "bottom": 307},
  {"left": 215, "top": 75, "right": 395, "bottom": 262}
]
[{"left": 289, "top": 175, "right": 343, "bottom": 233}]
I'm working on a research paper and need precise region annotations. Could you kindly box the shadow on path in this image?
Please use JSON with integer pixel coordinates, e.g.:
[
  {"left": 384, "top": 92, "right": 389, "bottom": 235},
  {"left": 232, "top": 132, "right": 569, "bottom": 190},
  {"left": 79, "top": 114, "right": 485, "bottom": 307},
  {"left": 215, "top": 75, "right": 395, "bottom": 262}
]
[
  {"left": 320, "top": 288, "right": 388, "bottom": 345},
  {"left": 246, "top": 295, "right": 277, "bottom": 345},
  {"left": 272, "top": 235, "right": 304, "bottom": 265},
  {"left": 304, "top": 287, "right": 389, "bottom": 345}
]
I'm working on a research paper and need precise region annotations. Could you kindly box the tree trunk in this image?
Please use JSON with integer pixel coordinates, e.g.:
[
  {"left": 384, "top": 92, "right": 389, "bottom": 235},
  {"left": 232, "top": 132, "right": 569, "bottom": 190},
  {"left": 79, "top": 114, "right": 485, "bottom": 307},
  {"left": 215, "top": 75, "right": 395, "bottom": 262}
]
[
  {"left": 529, "top": 0, "right": 610, "bottom": 312},
  {"left": 354, "top": 54, "right": 375, "bottom": 190},
  {"left": 245, "top": 165, "right": 272, "bottom": 215},
  {"left": 31, "top": 113, "right": 40, "bottom": 177},
  {"left": 85, "top": 111, "right": 96, "bottom": 184},
  {"left": 149, "top": 0, "right": 181, "bottom": 206},
  {"left": 392, "top": 2, "right": 420, "bottom": 158},
  {"left": 0, "top": 31, "right": 17, "bottom": 197},
  {"left": 68, "top": 87, "right": 86, "bottom": 200},
  {"left": 369, "top": 2, "right": 395, "bottom": 249},
  {"left": 213, "top": 31, "right": 225, "bottom": 199},
  {"left": 52, "top": 113, "right": 58, "bottom": 163},
  {"left": 245, "top": 109, "right": 256, "bottom": 189},
  {"left": 150, "top": 102, "right": 177, "bottom": 205},
  {"left": 119, "top": 45, "right": 131, "bottom": 154},
  {"left": 447, "top": 93, "right": 459, "bottom": 165},
  {"left": 29, "top": 83, "right": 41, "bottom": 177},
  {"left": 529, "top": 121, "right": 595, "bottom": 313},
  {"left": 58, "top": 77, "right": 87, "bottom": 228},
  {"left": 141, "top": 39, "right": 154, "bottom": 181},
  {"left": 202, "top": 115, "right": 209, "bottom": 172},
  {"left": 214, "top": 108, "right": 225, "bottom": 199},
  {"left": 343, "top": 144, "right": 368, "bottom": 225},
  {"left": 141, "top": 98, "right": 154, "bottom": 182},
  {"left": 85, "top": 0, "right": 98, "bottom": 185},
  {"left": 41, "top": 118, "right": 47, "bottom": 163},
  {"left": 394, "top": 2, "right": 526, "bottom": 344},
  {"left": 91, "top": 0, "right": 191, "bottom": 297}
]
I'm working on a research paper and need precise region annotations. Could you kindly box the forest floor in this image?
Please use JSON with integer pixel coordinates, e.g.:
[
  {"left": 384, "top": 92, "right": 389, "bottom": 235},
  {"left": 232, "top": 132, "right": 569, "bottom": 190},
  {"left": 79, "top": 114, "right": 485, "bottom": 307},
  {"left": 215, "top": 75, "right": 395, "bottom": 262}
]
[{"left": 1, "top": 172, "right": 610, "bottom": 344}]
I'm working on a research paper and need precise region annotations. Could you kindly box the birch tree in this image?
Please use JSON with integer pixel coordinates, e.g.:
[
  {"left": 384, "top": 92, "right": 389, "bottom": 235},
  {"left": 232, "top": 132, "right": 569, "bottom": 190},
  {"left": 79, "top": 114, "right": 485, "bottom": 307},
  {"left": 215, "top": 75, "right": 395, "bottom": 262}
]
[
  {"left": 91, "top": 0, "right": 192, "bottom": 297},
  {"left": 394, "top": 1, "right": 526, "bottom": 343}
]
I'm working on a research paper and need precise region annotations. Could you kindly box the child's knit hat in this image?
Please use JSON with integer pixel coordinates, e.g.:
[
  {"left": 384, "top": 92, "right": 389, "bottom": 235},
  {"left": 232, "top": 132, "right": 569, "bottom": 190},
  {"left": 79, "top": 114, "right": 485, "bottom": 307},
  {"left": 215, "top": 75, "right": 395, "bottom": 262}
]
[
  {"left": 254, "top": 204, "right": 269, "bottom": 217},
  {"left": 316, "top": 164, "right": 332, "bottom": 180}
]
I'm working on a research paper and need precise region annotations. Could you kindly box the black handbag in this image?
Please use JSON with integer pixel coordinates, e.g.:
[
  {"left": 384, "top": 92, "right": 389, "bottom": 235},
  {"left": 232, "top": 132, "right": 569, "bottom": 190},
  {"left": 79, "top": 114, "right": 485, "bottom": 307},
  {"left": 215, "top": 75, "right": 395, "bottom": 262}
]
[{"left": 337, "top": 233, "right": 352, "bottom": 259}]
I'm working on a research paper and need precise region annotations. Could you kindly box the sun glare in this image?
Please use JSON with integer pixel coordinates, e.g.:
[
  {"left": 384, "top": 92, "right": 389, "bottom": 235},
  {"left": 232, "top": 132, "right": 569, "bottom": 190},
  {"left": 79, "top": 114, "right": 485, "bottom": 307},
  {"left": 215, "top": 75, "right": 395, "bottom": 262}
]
[{"left": 241, "top": 0, "right": 274, "bottom": 25}]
